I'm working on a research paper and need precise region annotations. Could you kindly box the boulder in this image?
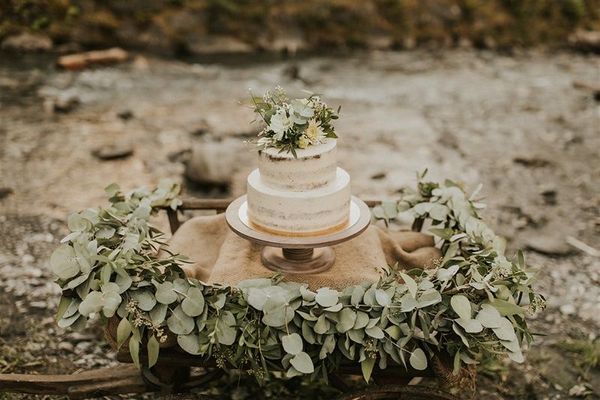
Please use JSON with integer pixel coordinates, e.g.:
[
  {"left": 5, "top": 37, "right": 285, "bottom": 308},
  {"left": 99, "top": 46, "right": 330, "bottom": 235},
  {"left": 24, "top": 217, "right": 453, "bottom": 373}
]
[
  {"left": 1, "top": 33, "right": 52, "bottom": 52},
  {"left": 185, "top": 138, "right": 254, "bottom": 186}
]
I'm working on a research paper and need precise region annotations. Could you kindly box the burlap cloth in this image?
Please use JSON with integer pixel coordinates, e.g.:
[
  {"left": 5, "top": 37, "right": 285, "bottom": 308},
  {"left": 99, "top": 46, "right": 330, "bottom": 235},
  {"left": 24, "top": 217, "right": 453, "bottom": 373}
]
[{"left": 165, "top": 213, "right": 442, "bottom": 290}]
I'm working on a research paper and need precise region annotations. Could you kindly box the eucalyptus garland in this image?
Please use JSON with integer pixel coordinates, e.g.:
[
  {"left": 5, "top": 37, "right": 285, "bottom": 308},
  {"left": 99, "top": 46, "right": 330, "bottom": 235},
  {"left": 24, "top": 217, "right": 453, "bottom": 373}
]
[{"left": 51, "top": 174, "right": 544, "bottom": 383}]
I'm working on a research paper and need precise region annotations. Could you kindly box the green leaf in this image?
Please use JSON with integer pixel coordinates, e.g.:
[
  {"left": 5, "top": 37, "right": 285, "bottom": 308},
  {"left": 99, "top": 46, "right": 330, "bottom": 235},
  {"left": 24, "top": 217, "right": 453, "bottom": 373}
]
[
  {"left": 475, "top": 304, "right": 503, "bottom": 328},
  {"left": 351, "top": 286, "right": 365, "bottom": 306},
  {"left": 78, "top": 291, "right": 103, "bottom": 316},
  {"left": 315, "top": 288, "right": 339, "bottom": 308},
  {"left": 155, "top": 282, "right": 178, "bottom": 305},
  {"left": 399, "top": 272, "right": 417, "bottom": 298},
  {"left": 492, "top": 318, "right": 517, "bottom": 341},
  {"left": 130, "top": 290, "right": 156, "bottom": 311},
  {"left": 50, "top": 245, "right": 80, "bottom": 280},
  {"left": 336, "top": 308, "right": 357, "bottom": 333},
  {"left": 147, "top": 335, "right": 160, "bottom": 368},
  {"left": 365, "top": 326, "right": 384, "bottom": 339},
  {"left": 455, "top": 318, "right": 483, "bottom": 333},
  {"left": 216, "top": 311, "right": 237, "bottom": 345},
  {"left": 181, "top": 287, "right": 205, "bottom": 317},
  {"left": 409, "top": 348, "right": 428, "bottom": 370},
  {"left": 489, "top": 299, "right": 525, "bottom": 316},
  {"left": 149, "top": 303, "right": 168, "bottom": 324},
  {"left": 282, "top": 333, "right": 303, "bottom": 355},
  {"left": 290, "top": 352, "right": 314, "bottom": 374},
  {"left": 177, "top": 334, "right": 201, "bottom": 355},
  {"left": 129, "top": 337, "right": 140, "bottom": 369},
  {"left": 247, "top": 288, "right": 268, "bottom": 310},
  {"left": 385, "top": 325, "right": 401, "bottom": 340},
  {"left": 450, "top": 295, "right": 472, "bottom": 320},
  {"left": 167, "top": 305, "right": 194, "bottom": 335},
  {"left": 375, "top": 289, "right": 391, "bottom": 307},
  {"left": 361, "top": 357, "right": 376, "bottom": 382},
  {"left": 417, "top": 289, "right": 442, "bottom": 308},
  {"left": 314, "top": 314, "right": 331, "bottom": 335},
  {"left": 116, "top": 318, "right": 132, "bottom": 348}
]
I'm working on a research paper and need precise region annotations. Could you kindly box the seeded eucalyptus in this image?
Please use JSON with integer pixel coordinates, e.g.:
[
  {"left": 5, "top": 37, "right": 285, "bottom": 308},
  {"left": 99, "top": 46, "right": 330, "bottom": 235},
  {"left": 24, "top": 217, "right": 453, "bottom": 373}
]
[{"left": 51, "top": 174, "right": 543, "bottom": 383}]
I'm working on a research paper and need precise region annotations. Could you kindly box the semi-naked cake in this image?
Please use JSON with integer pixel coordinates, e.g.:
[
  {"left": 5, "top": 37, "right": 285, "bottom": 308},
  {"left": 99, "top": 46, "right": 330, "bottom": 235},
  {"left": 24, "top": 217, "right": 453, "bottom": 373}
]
[{"left": 246, "top": 139, "right": 351, "bottom": 236}]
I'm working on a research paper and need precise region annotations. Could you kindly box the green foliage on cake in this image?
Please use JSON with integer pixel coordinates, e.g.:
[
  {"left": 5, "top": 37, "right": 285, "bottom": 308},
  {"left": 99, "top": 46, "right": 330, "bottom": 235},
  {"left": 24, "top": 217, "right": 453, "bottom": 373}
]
[
  {"left": 251, "top": 87, "right": 340, "bottom": 156},
  {"left": 50, "top": 175, "right": 544, "bottom": 383}
]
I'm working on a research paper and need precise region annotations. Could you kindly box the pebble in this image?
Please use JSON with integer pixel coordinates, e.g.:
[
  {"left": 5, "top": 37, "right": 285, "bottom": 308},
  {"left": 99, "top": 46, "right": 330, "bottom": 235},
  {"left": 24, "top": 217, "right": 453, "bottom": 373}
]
[
  {"left": 58, "top": 342, "right": 74, "bottom": 352},
  {"left": 92, "top": 142, "right": 134, "bottom": 160},
  {"left": 559, "top": 304, "right": 576, "bottom": 316}
]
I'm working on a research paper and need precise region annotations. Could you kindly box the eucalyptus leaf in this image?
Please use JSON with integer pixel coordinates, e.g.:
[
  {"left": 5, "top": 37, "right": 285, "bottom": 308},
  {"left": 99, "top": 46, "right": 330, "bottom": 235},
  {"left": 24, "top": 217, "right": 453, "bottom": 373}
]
[
  {"left": 290, "top": 352, "right": 314, "bottom": 374},
  {"left": 129, "top": 336, "right": 140, "bottom": 369},
  {"left": 450, "top": 295, "right": 471, "bottom": 320},
  {"left": 177, "top": 334, "right": 202, "bottom": 355},
  {"left": 315, "top": 288, "right": 339, "bottom": 308},
  {"left": 282, "top": 333, "right": 303, "bottom": 355},
  {"left": 149, "top": 303, "right": 168, "bottom": 324},
  {"left": 361, "top": 357, "right": 376, "bottom": 382},
  {"left": 130, "top": 290, "right": 156, "bottom": 311},
  {"left": 336, "top": 308, "right": 357, "bottom": 333},
  {"left": 116, "top": 317, "right": 132, "bottom": 348},
  {"left": 50, "top": 245, "right": 80, "bottom": 280},
  {"left": 475, "top": 304, "right": 503, "bottom": 328},
  {"left": 147, "top": 335, "right": 160, "bottom": 368},
  {"left": 181, "top": 287, "right": 205, "bottom": 317},
  {"left": 409, "top": 348, "right": 428, "bottom": 370},
  {"left": 399, "top": 272, "right": 417, "bottom": 298},
  {"left": 155, "top": 282, "right": 178, "bottom": 305},
  {"left": 375, "top": 289, "right": 391, "bottom": 307},
  {"left": 167, "top": 305, "right": 195, "bottom": 335}
]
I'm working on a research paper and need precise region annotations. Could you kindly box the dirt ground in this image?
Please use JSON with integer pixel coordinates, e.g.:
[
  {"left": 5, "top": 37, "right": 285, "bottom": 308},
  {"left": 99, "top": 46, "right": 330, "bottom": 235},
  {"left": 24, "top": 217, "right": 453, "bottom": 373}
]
[{"left": 0, "top": 49, "right": 599, "bottom": 399}]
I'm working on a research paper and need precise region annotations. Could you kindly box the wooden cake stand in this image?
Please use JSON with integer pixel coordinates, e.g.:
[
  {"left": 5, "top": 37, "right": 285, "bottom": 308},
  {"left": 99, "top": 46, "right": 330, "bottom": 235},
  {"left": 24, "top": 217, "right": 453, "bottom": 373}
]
[{"left": 225, "top": 195, "right": 371, "bottom": 274}]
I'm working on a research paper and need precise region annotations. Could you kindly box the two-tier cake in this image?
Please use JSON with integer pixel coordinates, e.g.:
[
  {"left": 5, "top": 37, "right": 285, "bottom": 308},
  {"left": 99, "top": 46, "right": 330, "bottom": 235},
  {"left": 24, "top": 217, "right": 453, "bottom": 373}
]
[
  {"left": 245, "top": 88, "right": 350, "bottom": 236},
  {"left": 246, "top": 139, "right": 351, "bottom": 236}
]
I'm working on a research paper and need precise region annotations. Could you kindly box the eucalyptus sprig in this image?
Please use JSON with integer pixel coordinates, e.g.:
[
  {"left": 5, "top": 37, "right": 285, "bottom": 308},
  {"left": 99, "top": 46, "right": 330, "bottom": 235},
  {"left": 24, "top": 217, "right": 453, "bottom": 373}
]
[{"left": 51, "top": 175, "right": 544, "bottom": 384}]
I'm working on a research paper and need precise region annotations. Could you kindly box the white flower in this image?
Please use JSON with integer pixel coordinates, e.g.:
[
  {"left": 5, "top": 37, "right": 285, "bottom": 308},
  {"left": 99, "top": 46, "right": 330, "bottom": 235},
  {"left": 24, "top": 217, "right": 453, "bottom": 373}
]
[
  {"left": 305, "top": 119, "right": 326, "bottom": 143},
  {"left": 269, "top": 109, "right": 292, "bottom": 140}
]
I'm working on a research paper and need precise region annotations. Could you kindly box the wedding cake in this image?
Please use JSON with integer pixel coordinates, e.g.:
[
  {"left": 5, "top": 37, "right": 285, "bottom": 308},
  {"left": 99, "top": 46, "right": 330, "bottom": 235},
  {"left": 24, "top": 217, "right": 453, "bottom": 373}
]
[{"left": 246, "top": 88, "right": 351, "bottom": 236}]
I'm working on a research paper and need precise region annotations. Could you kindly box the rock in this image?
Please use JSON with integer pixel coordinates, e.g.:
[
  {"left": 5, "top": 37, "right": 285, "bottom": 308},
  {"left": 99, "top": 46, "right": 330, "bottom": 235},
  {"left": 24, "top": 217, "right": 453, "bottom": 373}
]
[
  {"left": 559, "top": 304, "right": 576, "bottom": 315},
  {"left": 513, "top": 156, "right": 553, "bottom": 168},
  {"left": 117, "top": 109, "right": 134, "bottom": 120},
  {"left": 92, "top": 142, "right": 134, "bottom": 160},
  {"left": 524, "top": 236, "right": 574, "bottom": 256},
  {"left": 189, "top": 119, "right": 211, "bottom": 137},
  {"left": 540, "top": 186, "right": 557, "bottom": 205},
  {"left": 44, "top": 94, "right": 80, "bottom": 114},
  {"left": 185, "top": 138, "right": 253, "bottom": 186},
  {"left": 0, "top": 187, "right": 13, "bottom": 199},
  {"left": 1, "top": 33, "right": 52, "bottom": 52},
  {"left": 569, "top": 30, "right": 600, "bottom": 53},
  {"left": 187, "top": 35, "right": 253, "bottom": 55},
  {"left": 57, "top": 47, "right": 129, "bottom": 71},
  {"left": 58, "top": 342, "right": 74, "bottom": 352}
]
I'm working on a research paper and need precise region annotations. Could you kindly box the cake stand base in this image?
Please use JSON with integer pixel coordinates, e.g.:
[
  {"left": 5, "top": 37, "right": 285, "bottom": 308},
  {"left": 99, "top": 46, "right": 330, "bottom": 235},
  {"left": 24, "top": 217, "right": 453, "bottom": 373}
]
[{"left": 261, "top": 247, "right": 335, "bottom": 274}]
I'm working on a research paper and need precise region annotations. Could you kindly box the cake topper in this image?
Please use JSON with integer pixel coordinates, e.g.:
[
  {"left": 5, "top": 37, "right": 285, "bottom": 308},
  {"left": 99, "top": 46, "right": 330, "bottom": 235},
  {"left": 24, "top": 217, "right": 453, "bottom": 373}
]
[{"left": 250, "top": 86, "right": 340, "bottom": 156}]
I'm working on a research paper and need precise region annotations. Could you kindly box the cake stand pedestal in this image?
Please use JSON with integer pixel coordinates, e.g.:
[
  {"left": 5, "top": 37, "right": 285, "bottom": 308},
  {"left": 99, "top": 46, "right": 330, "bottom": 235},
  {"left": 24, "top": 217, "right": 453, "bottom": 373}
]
[{"left": 225, "top": 195, "right": 371, "bottom": 274}]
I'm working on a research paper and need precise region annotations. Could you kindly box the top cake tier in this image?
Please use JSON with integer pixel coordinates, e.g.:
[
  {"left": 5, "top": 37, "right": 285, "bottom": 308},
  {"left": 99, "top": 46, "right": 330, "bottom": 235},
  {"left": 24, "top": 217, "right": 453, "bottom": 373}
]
[{"left": 257, "top": 139, "right": 337, "bottom": 191}]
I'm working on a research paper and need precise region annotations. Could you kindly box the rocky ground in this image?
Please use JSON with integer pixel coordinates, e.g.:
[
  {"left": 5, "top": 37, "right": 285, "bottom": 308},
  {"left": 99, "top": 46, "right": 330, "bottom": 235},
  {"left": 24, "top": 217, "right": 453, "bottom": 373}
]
[{"left": 0, "top": 49, "right": 599, "bottom": 399}]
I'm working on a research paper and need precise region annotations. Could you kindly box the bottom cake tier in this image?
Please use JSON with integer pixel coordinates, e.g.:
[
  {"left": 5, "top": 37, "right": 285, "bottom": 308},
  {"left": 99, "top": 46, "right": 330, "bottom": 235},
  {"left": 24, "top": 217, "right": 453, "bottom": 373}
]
[{"left": 246, "top": 167, "right": 351, "bottom": 236}]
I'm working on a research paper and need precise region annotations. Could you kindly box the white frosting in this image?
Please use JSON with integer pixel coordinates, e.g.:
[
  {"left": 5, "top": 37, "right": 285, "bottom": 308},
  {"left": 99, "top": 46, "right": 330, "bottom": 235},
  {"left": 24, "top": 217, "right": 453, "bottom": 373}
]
[
  {"left": 258, "top": 139, "right": 337, "bottom": 191},
  {"left": 247, "top": 167, "right": 351, "bottom": 235}
]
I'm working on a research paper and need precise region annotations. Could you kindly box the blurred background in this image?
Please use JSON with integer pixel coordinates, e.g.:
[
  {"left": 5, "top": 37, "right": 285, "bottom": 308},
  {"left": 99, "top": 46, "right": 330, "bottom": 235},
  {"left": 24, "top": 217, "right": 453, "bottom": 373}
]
[{"left": 1, "top": 1, "right": 599, "bottom": 399}]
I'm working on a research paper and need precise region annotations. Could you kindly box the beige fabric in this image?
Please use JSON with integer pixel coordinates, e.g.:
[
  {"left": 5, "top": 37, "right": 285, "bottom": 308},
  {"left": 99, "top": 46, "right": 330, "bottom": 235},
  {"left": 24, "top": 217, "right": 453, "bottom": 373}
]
[{"left": 164, "top": 213, "right": 442, "bottom": 290}]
